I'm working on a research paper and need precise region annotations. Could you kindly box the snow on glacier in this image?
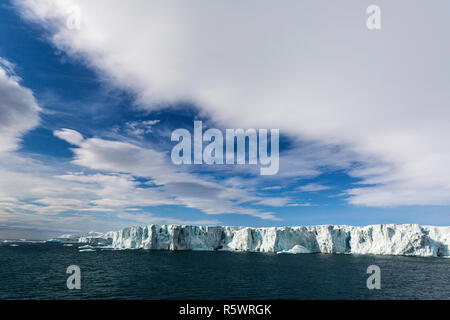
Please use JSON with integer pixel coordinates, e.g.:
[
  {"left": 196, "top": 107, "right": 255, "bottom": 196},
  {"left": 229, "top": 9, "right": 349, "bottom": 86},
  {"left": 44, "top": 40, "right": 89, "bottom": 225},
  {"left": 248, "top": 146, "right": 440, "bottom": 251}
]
[{"left": 111, "top": 224, "right": 450, "bottom": 257}]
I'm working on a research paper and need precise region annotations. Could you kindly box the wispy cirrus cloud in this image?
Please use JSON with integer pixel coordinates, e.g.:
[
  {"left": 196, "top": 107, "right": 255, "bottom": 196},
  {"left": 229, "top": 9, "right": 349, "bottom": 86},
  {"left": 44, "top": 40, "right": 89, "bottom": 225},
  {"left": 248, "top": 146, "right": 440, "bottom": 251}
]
[
  {"left": 124, "top": 120, "right": 160, "bottom": 138},
  {"left": 0, "top": 155, "right": 225, "bottom": 236},
  {"left": 297, "top": 183, "right": 332, "bottom": 192},
  {"left": 53, "top": 128, "right": 282, "bottom": 220}
]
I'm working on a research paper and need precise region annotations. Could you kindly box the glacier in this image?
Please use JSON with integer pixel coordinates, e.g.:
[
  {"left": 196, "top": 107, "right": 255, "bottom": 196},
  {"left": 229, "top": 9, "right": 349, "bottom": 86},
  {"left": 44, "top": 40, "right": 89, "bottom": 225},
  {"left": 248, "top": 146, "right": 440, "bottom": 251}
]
[{"left": 111, "top": 224, "right": 450, "bottom": 257}]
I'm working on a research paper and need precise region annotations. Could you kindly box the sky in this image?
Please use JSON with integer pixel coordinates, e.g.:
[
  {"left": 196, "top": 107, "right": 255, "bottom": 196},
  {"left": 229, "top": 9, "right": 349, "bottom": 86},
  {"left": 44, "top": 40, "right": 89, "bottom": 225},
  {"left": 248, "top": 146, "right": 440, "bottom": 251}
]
[{"left": 0, "top": 0, "right": 449, "bottom": 239}]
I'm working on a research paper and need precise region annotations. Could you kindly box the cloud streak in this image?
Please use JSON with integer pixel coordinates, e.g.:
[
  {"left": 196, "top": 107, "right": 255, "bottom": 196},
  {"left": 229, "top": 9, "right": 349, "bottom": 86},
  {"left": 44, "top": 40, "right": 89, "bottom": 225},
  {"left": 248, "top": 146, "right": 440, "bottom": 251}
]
[{"left": 54, "top": 128, "right": 282, "bottom": 220}]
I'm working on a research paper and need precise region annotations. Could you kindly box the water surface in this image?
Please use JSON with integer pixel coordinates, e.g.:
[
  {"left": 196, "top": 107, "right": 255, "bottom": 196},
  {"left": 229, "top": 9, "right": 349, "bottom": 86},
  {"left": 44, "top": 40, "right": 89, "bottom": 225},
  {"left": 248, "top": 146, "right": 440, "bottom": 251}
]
[{"left": 0, "top": 242, "right": 448, "bottom": 299}]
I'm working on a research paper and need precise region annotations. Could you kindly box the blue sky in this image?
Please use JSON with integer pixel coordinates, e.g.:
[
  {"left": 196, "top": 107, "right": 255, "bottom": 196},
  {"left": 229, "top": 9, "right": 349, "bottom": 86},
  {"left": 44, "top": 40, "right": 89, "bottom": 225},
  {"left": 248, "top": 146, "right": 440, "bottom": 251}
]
[{"left": 0, "top": 1, "right": 449, "bottom": 239}]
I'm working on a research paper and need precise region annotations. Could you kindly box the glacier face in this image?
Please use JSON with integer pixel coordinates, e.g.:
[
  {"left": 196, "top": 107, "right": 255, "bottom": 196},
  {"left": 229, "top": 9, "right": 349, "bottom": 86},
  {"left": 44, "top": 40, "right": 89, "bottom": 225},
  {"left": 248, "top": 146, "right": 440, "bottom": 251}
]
[{"left": 111, "top": 224, "right": 450, "bottom": 257}]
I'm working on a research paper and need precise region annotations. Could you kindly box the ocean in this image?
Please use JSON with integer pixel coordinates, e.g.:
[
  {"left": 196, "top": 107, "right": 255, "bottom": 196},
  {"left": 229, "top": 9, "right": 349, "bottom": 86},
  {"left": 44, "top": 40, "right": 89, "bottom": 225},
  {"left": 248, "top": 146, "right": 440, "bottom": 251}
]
[{"left": 0, "top": 242, "right": 449, "bottom": 300}]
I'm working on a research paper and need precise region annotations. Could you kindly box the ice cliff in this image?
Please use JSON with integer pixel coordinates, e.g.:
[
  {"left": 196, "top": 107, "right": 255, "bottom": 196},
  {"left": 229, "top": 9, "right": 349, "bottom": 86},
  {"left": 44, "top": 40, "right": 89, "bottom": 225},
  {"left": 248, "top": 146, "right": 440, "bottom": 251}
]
[{"left": 111, "top": 224, "right": 450, "bottom": 257}]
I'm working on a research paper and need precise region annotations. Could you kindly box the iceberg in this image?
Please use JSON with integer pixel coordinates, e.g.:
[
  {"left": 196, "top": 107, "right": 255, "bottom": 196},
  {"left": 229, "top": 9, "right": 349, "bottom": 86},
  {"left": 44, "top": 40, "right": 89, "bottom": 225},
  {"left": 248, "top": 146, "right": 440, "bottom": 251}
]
[
  {"left": 111, "top": 224, "right": 450, "bottom": 257},
  {"left": 78, "top": 231, "right": 115, "bottom": 246},
  {"left": 78, "top": 244, "right": 94, "bottom": 249},
  {"left": 277, "top": 245, "right": 311, "bottom": 254}
]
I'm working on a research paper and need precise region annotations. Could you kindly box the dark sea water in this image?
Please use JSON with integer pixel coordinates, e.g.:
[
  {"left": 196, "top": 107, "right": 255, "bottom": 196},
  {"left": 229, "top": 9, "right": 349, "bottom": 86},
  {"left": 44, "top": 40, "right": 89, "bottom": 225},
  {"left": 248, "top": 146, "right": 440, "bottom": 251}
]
[{"left": 0, "top": 242, "right": 449, "bottom": 300}]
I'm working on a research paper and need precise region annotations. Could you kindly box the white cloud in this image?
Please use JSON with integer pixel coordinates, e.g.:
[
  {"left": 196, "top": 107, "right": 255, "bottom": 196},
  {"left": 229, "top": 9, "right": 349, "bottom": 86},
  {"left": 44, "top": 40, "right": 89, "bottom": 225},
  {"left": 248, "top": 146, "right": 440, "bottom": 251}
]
[
  {"left": 262, "top": 186, "right": 282, "bottom": 191},
  {"left": 116, "top": 212, "right": 220, "bottom": 226},
  {"left": 13, "top": 0, "right": 450, "bottom": 206},
  {"left": 0, "top": 155, "right": 226, "bottom": 236},
  {"left": 0, "top": 58, "right": 40, "bottom": 153},
  {"left": 297, "top": 183, "right": 332, "bottom": 192},
  {"left": 54, "top": 128, "right": 281, "bottom": 220},
  {"left": 124, "top": 120, "right": 160, "bottom": 137},
  {"left": 54, "top": 128, "right": 84, "bottom": 145},
  {"left": 253, "top": 197, "right": 292, "bottom": 207}
]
